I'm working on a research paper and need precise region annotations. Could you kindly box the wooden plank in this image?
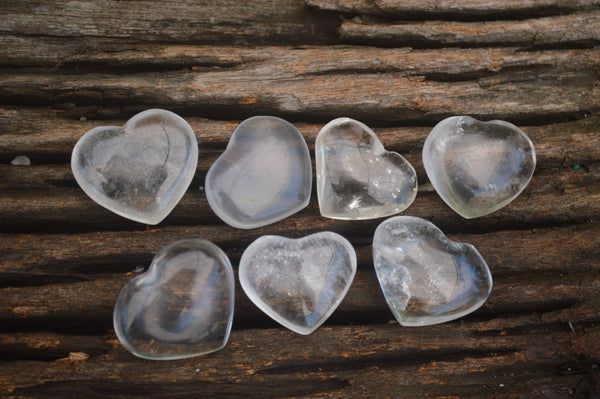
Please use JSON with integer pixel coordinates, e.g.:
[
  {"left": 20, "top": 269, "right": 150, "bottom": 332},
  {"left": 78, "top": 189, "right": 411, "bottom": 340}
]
[
  {"left": 0, "top": 46, "right": 597, "bottom": 125},
  {"left": 2, "top": 39, "right": 599, "bottom": 70},
  {"left": 2, "top": 0, "right": 600, "bottom": 397},
  {"left": 0, "top": 0, "right": 338, "bottom": 45},
  {"left": 305, "top": 0, "right": 600, "bottom": 16},
  {"left": 340, "top": 11, "right": 600, "bottom": 47},
  {"left": 0, "top": 66, "right": 597, "bottom": 125},
  {"left": 1, "top": 313, "right": 598, "bottom": 397}
]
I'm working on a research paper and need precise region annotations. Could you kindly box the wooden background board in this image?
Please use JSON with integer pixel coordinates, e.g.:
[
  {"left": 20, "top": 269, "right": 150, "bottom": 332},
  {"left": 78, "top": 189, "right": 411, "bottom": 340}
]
[{"left": 1, "top": 0, "right": 599, "bottom": 397}]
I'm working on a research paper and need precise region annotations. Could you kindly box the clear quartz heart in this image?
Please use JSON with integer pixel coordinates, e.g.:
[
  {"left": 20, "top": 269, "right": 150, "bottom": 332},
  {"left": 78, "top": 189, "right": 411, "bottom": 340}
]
[
  {"left": 315, "top": 117, "right": 417, "bottom": 220},
  {"left": 113, "top": 239, "right": 235, "bottom": 360},
  {"left": 239, "top": 232, "right": 357, "bottom": 334},
  {"left": 373, "top": 216, "right": 492, "bottom": 326},
  {"left": 71, "top": 109, "right": 198, "bottom": 224},
  {"left": 205, "top": 116, "right": 312, "bottom": 229},
  {"left": 423, "top": 116, "right": 536, "bottom": 219}
]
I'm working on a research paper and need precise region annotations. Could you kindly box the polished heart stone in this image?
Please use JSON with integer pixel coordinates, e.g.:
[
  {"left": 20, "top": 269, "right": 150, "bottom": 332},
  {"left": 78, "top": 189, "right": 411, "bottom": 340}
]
[
  {"left": 423, "top": 116, "right": 536, "bottom": 219},
  {"left": 205, "top": 116, "right": 312, "bottom": 229},
  {"left": 114, "top": 239, "right": 234, "bottom": 360},
  {"left": 71, "top": 109, "right": 198, "bottom": 225},
  {"left": 373, "top": 216, "right": 492, "bottom": 326},
  {"left": 315, "top": 117, "right": 417, "bottom": 220},
  {"left": 239, "top": 232, "right": 356, "bottom": 334}
]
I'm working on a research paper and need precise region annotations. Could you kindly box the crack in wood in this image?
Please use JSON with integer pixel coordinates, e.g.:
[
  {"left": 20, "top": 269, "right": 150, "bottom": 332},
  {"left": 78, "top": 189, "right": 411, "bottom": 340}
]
[{"left": 258, "top": 348, "right": 518, "bottom": 374}]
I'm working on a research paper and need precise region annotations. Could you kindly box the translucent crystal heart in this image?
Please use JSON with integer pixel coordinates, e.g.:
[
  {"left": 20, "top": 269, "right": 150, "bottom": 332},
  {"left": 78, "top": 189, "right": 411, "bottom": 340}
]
[
  {"left": 114, "top": 239, "right": 234, "bottom": 360},
  {"left": 373, "top": 216, "right": 492, "bottom": 326},
  {"left": 423, "top": 116, "right": 536, "bottom": 219},
  {"left": 205, "top": 116, "right": 312, "bottom": 229},
  {"left": 71, "top": 109, "right": 198, "bottom": 224},
  {"left": 239, "top": 232, "right": 357, "bottom": 334},
  {"left": 315, "top": 117, "right": 417, "bottom": 220}
]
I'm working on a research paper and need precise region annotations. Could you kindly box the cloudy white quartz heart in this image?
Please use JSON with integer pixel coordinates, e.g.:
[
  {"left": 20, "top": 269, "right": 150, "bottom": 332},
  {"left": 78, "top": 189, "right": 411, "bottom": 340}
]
[
  {"left": 423, "top": 116, "right": 536, "bottom": 218},
  {"left": 205, "top": 116, "right": 312, "bottom": 229},
  {"left": 71, "top": 109, "right": 198, "bottom": 224},
  {"left": 373, "top": 216, "right": 493, "bottom": 326},
  {"left": 239, "top": 232, "right": 357, "bottom": 334},
  {"left": 113, "top": 239, "right": 235, "bottom": 360}
]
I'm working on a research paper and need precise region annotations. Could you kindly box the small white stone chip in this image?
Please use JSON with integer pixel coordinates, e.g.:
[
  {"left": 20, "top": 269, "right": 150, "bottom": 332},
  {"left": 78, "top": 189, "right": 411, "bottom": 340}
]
[{"left": 11, "top": 155, "right": 31, "bottom": 166}]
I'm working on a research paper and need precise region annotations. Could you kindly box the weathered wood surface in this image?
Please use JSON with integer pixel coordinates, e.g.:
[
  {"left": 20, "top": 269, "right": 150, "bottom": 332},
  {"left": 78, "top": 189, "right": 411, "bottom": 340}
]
[
  {"left": 1, "top": 45, "right": 599, "bottom": 123},
  {"left": 339, "top": 11, "right": 600, "bottom": 47},
  {"left": 1, "top": 0, "right": 599, "bottom": 397},
  {"left": 306, "top": 0, "right": 600, "bottom": 16}
]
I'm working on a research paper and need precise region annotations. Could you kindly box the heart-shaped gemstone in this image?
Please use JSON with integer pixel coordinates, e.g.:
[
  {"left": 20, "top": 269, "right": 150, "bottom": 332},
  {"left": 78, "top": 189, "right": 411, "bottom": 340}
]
[
  {"left": 113, "top": 239, "right": 235, "bottom": 360},
  {"left": 71, "top": 109, "right": 198, "bottom": 225},
  {"left": 373, "top": 216, "right": 492, "bottom": 326},
  {"left": 315, "top": 118, "right": 417, "bottom": 220},
  {"left": 239, "top": 232, "right": 356, "bottom": 334},
  {"left": 423, "top": 116, "right": 536, "bottom": 219},
  {"left": 205, "top": 116, "right": 312, "bottom": 229}
]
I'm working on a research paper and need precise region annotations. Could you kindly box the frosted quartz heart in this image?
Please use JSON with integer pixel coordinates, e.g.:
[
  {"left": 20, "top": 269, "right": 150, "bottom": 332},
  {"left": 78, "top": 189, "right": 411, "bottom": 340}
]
[
  {"left": 71, "top": 109, "right": 198, "bottom": 224},
  {"left": 423, "top": 116, "right": 536, "bottom": 219},
  {"left": 373, "top": 216, "right": 492, "bottom": 326},
  {"left": 205, "top": 116, "right": 312, "bottom": 229},
  {"left": 239, "top": 232, "right": 357, "bottom": 334},
  {"left": 315, "top": 117, "right": 417, "bottom": 220},
  {"left": 114, "top": 239, "right": 234, "bottom": 360}
]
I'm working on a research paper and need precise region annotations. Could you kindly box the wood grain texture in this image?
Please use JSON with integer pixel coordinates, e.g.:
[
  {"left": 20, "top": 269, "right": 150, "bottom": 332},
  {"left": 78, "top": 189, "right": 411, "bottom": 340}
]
[
  {"left": 1, "top": 48, "right": 598, "bottom": 124},
  {"left": 306, "top": 0, "right": 600, "bottom": 16},
  {"left": 340, "top": 11, "right": 600, "bottom": 47},
  {"left": 1, "top": 319, "right": 599, "bottom": 397},
  {"left": 1, "top": 0, "right": 600, "bottom": 398},
  {"left": 0, "top": 0, "right": 338, "bottom": 45}
]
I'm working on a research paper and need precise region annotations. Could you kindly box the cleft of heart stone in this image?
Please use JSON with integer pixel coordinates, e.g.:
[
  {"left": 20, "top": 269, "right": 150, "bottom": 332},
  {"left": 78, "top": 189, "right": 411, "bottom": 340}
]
[{"left": 71, "top": 109, "right": 198, "bottom": 225}]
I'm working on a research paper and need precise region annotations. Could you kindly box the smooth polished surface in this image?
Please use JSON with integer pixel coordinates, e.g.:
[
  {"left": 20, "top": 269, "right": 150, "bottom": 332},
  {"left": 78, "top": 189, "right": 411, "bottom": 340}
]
[
  {"left": 423, "top": 116, "right": 536, "bottom": 219},
  {"left": 316, "top": 118, "right": 417, "bottom": 220},
  {"left": 114, "top": 239, "right": 234, "bottom": 360},
  {"left": 71, "top": 109, "right": 198, "bottom": 224},
  {"left": 205, "top": 116, "right": 312, "bottom": 229},
  {"left": 239, "top": 232, "right": 356, "bottom": 335},
  {"left": 373, "top": 216, "right": 492, "bottom": 326}
]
